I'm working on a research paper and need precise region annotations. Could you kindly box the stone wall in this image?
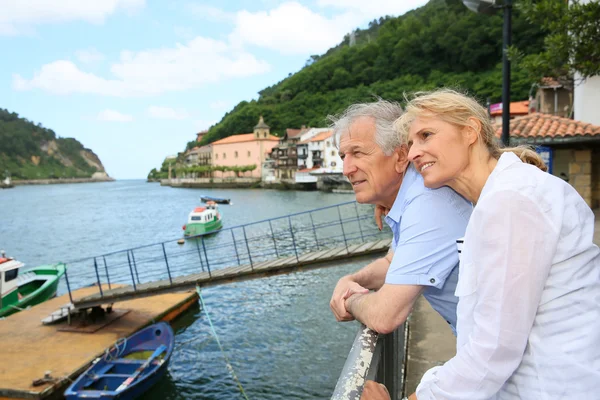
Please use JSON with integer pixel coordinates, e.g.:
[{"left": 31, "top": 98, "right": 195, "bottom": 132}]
[
  {"left": 592, "top": 148, "right": 600, "bottom": 209},
  {"left": 568, "top": 149, "right": 593, "bottom": 207}
]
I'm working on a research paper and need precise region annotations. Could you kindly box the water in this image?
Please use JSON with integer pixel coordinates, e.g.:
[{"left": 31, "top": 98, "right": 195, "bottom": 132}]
[{"left": 0, "top": 181, "right": 382, "bottom": 399}]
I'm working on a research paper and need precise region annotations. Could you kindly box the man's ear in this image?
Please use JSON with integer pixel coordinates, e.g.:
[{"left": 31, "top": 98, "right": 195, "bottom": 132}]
[{"left": 394, "top": 145, "right": 409, "bottom": 174}]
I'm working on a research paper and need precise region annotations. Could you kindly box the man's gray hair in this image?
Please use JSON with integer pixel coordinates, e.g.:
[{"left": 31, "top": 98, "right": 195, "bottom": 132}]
[{"left": 329, "top": 99, "right": 404, "bottom": 156}]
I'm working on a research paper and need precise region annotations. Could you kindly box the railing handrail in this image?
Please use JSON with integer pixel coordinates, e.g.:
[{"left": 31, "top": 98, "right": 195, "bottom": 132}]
[
  {"left": 60, "top": 200, "right": 358, "bottom": 264},
  {"left": 332, "top": 324, "right": 407, "bottom": 400}
]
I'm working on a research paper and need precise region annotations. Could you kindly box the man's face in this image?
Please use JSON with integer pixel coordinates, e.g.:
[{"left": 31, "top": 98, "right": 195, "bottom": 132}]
[{"left": 339, "top": 117, "right": 403, "bottom": 205}]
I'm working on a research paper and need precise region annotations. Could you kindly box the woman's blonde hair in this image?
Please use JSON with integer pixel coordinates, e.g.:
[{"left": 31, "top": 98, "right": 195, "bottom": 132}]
[{"left": 395, "top": 89, "right": 547, "bottom": 172}]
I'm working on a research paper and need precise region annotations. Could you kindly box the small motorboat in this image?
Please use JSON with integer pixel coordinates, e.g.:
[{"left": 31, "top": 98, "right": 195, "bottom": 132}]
[
  {"left": 0, "top": 252, "right": 66, "bottom": 318},
  {"left": 64, "top": 322, "right": 175, "bottom": 400},
  {"left": 183, "top": 201, "right": 223, "bottom": 237},
  {"left": 200, "top": 195, "right": 231, "bottom": 205}
]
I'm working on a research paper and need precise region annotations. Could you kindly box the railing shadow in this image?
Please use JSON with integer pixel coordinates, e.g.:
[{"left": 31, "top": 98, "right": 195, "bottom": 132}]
[{"left": 331, "top": 324, "right": 407, "bottom": 400}]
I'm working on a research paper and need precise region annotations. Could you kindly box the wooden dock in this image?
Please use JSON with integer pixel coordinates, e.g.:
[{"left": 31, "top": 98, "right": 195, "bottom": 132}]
[
  {"left": 72, "top": 238, "right": 393, "bottom": 310},
  {"left": 0, "top": 285, "right": 198, "bottom": 400}
]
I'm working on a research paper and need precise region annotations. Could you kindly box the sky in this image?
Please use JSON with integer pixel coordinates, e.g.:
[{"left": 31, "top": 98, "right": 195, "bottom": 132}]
[{"left": 1, "top": 0, "right": 427, "bottom": 179}]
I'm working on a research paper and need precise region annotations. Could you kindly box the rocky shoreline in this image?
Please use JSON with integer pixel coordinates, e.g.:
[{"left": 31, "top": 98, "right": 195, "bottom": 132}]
[{"left": 12, "top": 177, "right": 115, "bottom": 186}]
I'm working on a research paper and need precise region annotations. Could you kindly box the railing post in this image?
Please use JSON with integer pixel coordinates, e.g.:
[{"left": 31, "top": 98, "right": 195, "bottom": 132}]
[
  {"left": 374, "top": 326, "right": 406, "bottom": 400},
  {"left": 102, "top": 256, "right": 112, "bottom": 290},
  {"left": 288, "top": 216, "right": 299, "bottom": 263},
  {"left": 242, "top": 225, "right": 253, "bottom": 270},
  {"left": 126, "top": 251, "right": 138, "bottom": 291},
  {"left": 130, "top": 250, "right": 141, "bottom": 284},
  {"left": 195, "top": 239, "right": 205, "bottom": 272},
  {"left": 93, "top": 257, "right": 104, "bottom": 297},
  {"left": 161, "top": 243, "right": 173, "bottom": 285},
  {"left": 201, "top": 237, "right": 211, "bottom": 278},
  {"left": 337, "top": 205, "right": 349, "bottom": 254},
  {"left": 231, "top": 229, "right": 241, "bottom": 266},
  {"left": 309, "top": 212, "right": 319, "bottom": 251},
  {"left": 354, "top": 202, "right": 365, "bottom": 242},
  {"left": 269, "top": 220, "right": 279, "bottom": 258},
  {"left": 64, "top": 264, "right": 74, "bottom": 304}
]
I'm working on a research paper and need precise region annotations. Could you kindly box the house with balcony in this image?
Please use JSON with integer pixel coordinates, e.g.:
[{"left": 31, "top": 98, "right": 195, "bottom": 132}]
[
  {"left": 269, "top": 127, "right": 308, "bottom": 180},
  {"left": 184, "top": 144, "right": 212, "bottom": 167}
]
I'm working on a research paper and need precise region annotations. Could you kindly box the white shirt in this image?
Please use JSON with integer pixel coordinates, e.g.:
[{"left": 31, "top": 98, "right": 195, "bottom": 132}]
[{"left": 416, "top": 152, "right": 600, "bottom": 400}]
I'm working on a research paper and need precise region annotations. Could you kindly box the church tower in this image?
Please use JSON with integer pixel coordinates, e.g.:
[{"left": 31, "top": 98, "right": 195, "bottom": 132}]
[{"left": 253, "top": 116, "right": 270, "bottom": 139}]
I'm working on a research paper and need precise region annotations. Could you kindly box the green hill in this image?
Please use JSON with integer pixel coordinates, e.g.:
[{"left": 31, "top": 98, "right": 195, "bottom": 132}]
[
  {"left": 192, "top": 0, "right": 546, "bottom": 148},
  {"left": 0, "top": 108, "right": 108, "bottom": 181}
]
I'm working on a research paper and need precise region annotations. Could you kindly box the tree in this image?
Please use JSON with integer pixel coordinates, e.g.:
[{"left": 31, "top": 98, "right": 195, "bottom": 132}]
[{"left": 512, "top": 0, "right": 600, "bottom": 83}]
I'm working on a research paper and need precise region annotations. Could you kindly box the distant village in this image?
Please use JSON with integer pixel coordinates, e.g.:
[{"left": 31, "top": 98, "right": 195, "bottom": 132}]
[{"left": 160, "top": 78, "right": 600, "bottom": 206}]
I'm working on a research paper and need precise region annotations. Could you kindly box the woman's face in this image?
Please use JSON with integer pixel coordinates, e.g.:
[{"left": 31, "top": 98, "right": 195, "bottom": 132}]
[{"left": 406, "top": 116, "right": 471, "bottom": 188}]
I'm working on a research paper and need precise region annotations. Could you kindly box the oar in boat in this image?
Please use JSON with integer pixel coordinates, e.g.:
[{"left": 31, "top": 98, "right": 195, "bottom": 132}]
[{"left": 115, "top": 345, "right": 167, "bottom": 392}]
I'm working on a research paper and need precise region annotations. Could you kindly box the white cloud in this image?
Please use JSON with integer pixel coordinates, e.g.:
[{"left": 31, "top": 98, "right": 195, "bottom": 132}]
[
  {"left": 187, "top": 4, "right": 234, "bottom": 22},
  {"left": 147, "top": 106, "right": 189, "bottom": 120},
  {"left": 13, "top": 37, "right": 271, "bottom": 97},
  {"left": 76, "top": 48, "right": 105, "bottom": 64},
  {"left": 96, "top": 109, "right": 134, "bottom": 122},
  {"left": 317, "top": 0, "right": 428, "bottom": 20},
  {"left": 0, "top": 0, "right": 145, "bottom": 36},
  {"left": 229, "top": 2, "right": 360, "bottom": 55}
]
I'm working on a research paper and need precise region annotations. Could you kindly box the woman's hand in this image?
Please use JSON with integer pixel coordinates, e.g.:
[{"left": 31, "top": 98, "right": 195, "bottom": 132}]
[
  {"left": 374, "top": 205, "right": 390, "bottom": 231},
  {"left": 360, "top": 381, "right": 391, "bottom": 400}
]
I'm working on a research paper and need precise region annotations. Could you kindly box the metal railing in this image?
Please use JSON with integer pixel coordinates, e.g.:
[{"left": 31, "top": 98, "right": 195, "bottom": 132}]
[
  {"left": 60, "top": 201, "right": 391, "bottom": 303},
  {"left": 332, "top": 324, "right": 407, "bottom": 400}
]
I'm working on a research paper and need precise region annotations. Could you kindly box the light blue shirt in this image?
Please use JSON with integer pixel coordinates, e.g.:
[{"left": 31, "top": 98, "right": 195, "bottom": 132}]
[{"left": 384, "top": 165, "right": 472, "bottom": 333}]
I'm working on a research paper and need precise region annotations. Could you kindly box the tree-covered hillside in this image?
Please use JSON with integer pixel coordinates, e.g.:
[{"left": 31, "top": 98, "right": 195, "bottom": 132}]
[
  {"left": 0, "top": 109, "right": 107, "bottom": 180},
  {"left": 193, "top": 0, "right": 546, "bottom": 148}
]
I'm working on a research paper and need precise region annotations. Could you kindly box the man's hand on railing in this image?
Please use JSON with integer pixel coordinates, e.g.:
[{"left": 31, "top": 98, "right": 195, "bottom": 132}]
[
  {"left": 374, "top": 205, "right": 390, "bottom": 231},
  {"left": 360, "top": 381, "right": 390, "bottom": 400},
  {"left": 330, "top": 276, "right": 369, "bottom": 321}
]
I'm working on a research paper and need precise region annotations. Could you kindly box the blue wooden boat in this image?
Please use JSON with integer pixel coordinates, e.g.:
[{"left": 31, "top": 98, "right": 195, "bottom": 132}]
[
  {"left": 200, "top": 195, "right": 231, "bottom": 205},
  {"left": 64, "top": 322, "right": 174, "bottom": 400}
]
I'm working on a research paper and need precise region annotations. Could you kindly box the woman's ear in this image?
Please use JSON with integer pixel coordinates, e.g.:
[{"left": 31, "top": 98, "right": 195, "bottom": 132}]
[
  {"left": 394, "top": 145, "right": 410, "bottom": 174},
  {"left": 465, "top": 117, "right": 481, "bottom": 146}
]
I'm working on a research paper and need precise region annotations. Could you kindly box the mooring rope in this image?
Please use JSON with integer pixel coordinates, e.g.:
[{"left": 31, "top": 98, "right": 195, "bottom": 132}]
[{"left": 196, "top": 286, "right": 250, "bottom": 400}]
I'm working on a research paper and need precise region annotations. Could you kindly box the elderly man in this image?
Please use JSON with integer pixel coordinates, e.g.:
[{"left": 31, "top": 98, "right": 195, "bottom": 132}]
[{"left": 329, "top": 100, "right": 472, "bottom": 336}]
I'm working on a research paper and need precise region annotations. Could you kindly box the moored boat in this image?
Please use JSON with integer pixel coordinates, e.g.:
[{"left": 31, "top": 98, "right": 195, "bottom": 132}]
[
  {"left": 64, "top": 322, "right": 175, "bottom": 400},
  {"left": 200, "top": 195, "right": 231, "bottom": 205},
  {"left": 0, "top": 253, "right": 66, "bottom": 318},
  {"left": 183, "top": 201, "right": 223, "bottom": 237}
]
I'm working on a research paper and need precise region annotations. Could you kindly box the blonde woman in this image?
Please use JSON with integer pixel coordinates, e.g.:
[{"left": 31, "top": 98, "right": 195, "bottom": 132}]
[{"left": 363, "top": 89, "right": 600, "bottom": 400}]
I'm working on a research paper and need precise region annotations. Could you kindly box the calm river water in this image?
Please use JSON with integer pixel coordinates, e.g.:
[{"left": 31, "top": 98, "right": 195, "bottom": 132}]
[{"left": 0, "top": 181, "right": 381, "bottom": 400}]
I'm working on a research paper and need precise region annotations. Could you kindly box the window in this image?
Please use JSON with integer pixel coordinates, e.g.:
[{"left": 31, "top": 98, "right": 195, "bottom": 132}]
[
  {"left": 248, "top": 151, "right": 251, "bottom": 157},
  {"left": 235, "top": 151, "right": 238, "bottom": 158},
  {"left": 223, "top": 153, "right": 226, "bottom": 159},
  {"left": 215, "top": 153, "right": 219, "bottom": 160},
  {"left": 331, "top": 151, "right": 336, "bottom": 156},
  {"left": 331, "top": 161, "right": 337, "bottom": 167},
  {"left": 5, "top": 269, "right": 18, "bottom": 282},
  {"left": 191, "top": 216, "right": 202, "bottom": 221},
  {"left": 326, "top": 141, "right": 330, "bottom": 147}
]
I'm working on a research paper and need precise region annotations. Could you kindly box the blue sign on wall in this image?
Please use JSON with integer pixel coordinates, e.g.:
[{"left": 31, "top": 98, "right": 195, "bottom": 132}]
[{"left": 535, "top": 146, "right": 553, "bottom": 174}]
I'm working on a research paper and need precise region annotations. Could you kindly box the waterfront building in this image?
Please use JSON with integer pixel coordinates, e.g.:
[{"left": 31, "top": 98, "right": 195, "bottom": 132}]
[
  {"left": 296, "top": 130, "right": 344, "bottom": 184},
  {"left": 210, "top": 116, "right": 279, "bottom": 178},
  {"left": 184, "top": 145, "right": 212, "bottom": 167}
]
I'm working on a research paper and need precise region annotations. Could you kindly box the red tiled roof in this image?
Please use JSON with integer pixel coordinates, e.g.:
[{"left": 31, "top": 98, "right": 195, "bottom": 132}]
[
  {"left": 309, "top": 130, "right": 333, "bottom": 142},
  {"left": 490, "top": 100, "right": 531, "bottom": 117},
  {"left": 212, "top": 133, "right": 279, "bottom": 145},
  {"left": 494, "top": 113, "right": 600, "bottom": 140}
]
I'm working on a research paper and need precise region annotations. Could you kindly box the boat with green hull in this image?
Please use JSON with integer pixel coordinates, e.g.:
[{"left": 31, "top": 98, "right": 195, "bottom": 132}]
[
  {"left": 0, "top": 254, "right": 66, "bottom": 318},
  {"left": 182, "top": 202, "right": 223, "bottom": 237}
]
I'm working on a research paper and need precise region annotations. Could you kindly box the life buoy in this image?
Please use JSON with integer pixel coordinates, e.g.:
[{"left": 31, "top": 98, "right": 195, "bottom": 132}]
[{"left": 182, "top": 225, "right": 186, "bottom": 230}]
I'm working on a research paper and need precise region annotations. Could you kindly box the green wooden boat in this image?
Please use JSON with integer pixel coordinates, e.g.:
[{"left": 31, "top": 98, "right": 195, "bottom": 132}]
[
  {"left": 182, "top": 202, "right": 223, "bottom": 237},
  {"left": 0, "top": 254, "right": 66, "bottom": 318}
]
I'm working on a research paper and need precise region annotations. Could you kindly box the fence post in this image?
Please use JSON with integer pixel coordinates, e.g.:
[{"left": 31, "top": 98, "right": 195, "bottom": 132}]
[
  {"left": 201, "top": 237, "right": 212, "bottom": 278},
  {"left": 126, "top": 251, "right": 138, "bottom": 291},
  {"left": 161, "top": 243, "right": 173, "bottom": 285},
  {"left": 102, "top": 256, "right": 112, "bottom": 290},
  {"left": 309, "top": 212, "right": 319, "bottom": 251},
  {"left": 269, "top": 220, "right": 279, "bottom": 258},
  {"left": 93, "top": 257, "right": 104, "bottom": 297},
  {"left": 242, "top": 225, "right": 254, "bottom": 270},
  {"left": 288, "top": 216, "right": 299, "bottom": 263},
  {"left": 374, "top": 326, "right": 406, "bottom": 400},
  {"left": 130, "top": 250, "right": 141, "bottom": 284},
  {"left": 354, "top": 202, "right": 365, "bottom": 242},
  {"left": 337, "top": 205, "right": 350, "bottom": 254},
  {"left": 231, "top": 229, "right": 241, "bottom": 266},
  {"left": 195, "top": 239, "right": 205, "bottom": 272},
  {"left": 64, "top": 265, "right": 74, "bottom": 304}
]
